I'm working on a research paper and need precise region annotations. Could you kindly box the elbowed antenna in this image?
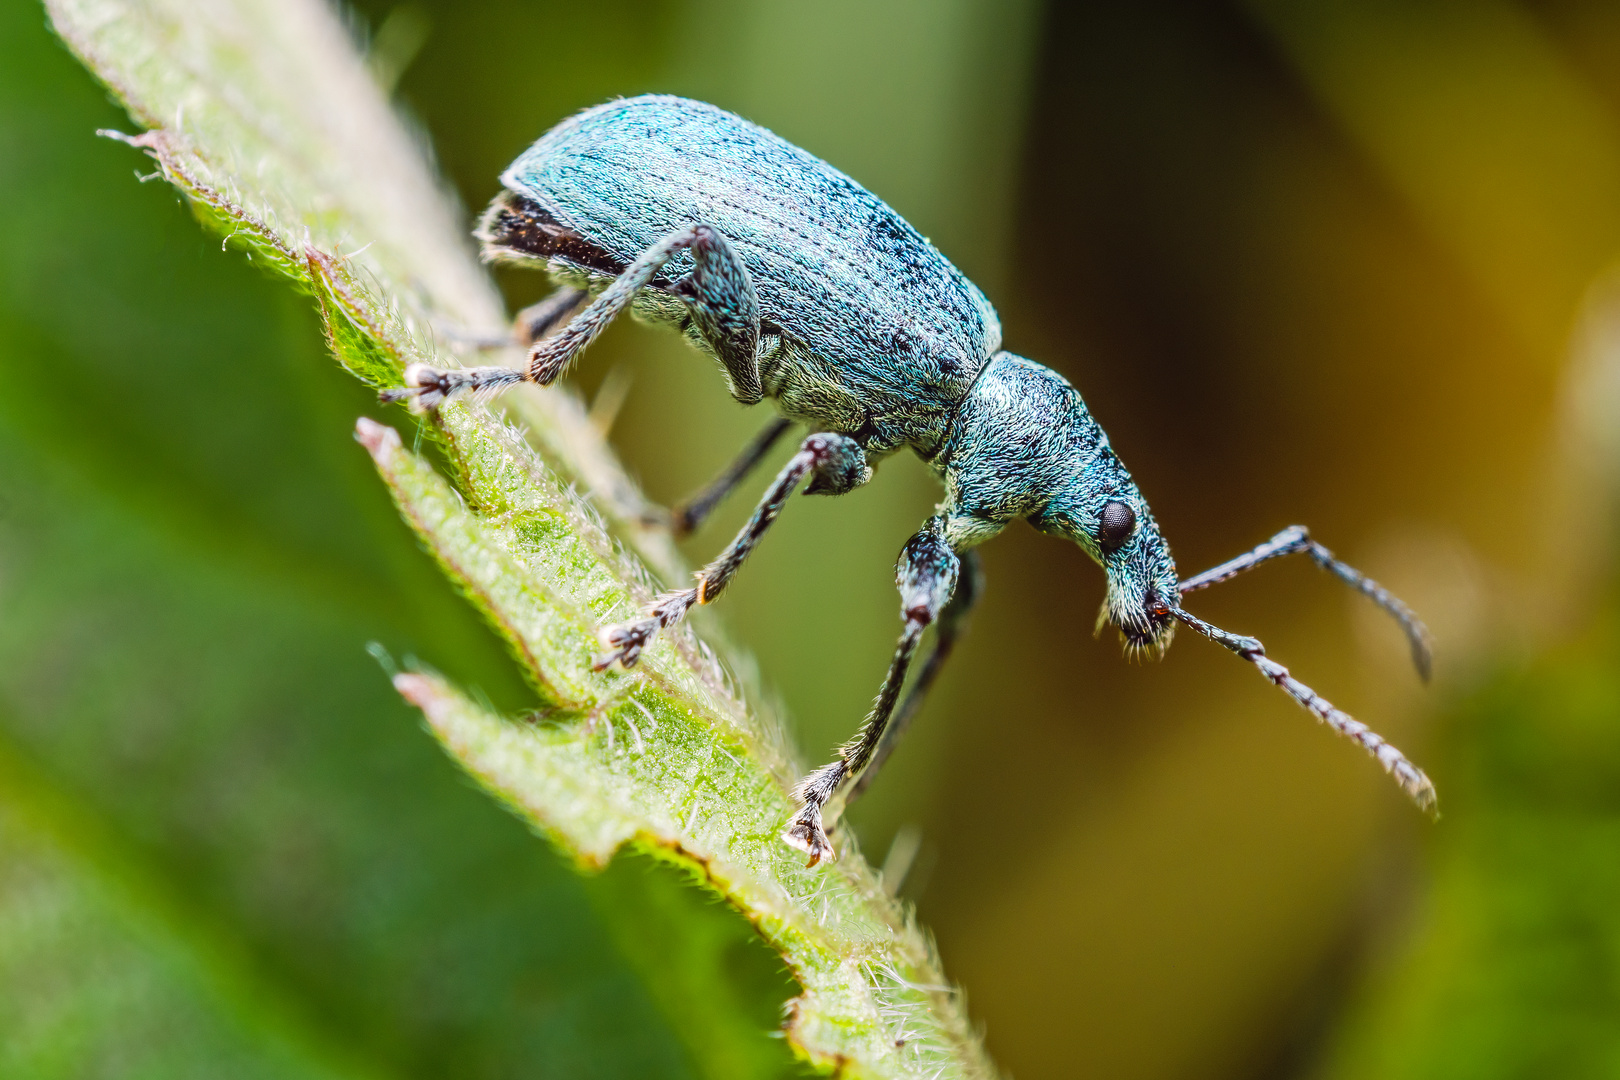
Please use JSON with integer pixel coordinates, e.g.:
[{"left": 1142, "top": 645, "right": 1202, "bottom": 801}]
[
  {"left": 1168, "top": 603, "right": 1438, "bottom": 815},
  {"left": 1177, "top": 525, "right": 1433, "bottom": 681}
]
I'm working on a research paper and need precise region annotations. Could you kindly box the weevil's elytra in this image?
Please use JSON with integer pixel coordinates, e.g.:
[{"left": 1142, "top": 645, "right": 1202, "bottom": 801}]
[{"left": 385, "top": 95, "right": 1437, "bottom": 866}]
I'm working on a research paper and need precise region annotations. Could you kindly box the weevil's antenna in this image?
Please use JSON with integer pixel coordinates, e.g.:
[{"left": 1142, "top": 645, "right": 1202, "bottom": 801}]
[
  {"left": 1177, "top": 526, "right": 1433, "bottom": 682},
  {"left": 1168, "top": 603, "right": 1438, "bottom": 816}
]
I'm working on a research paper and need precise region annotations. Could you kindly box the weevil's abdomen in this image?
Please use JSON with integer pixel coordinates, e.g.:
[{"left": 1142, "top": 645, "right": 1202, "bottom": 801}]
[{"left": 484, "top": 95, "right": 1002, "bottom": 453}]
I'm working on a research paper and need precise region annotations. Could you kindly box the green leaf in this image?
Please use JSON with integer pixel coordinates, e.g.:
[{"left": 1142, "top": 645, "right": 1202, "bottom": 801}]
[
  {"left": 0, "top": 1, "right": 772, "bottom": 1075},
  {"left": 42, "top": 0, "right": 999, "bottom": 1075},
  {"left": 0, "top": 737, "right": 372, "bottom": 1080}
]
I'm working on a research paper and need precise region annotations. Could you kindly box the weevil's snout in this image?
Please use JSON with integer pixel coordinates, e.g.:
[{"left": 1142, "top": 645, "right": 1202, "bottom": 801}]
[
  {"left": 1094, "top": 514, "right": 1180, "bottom": 657},
  {"left": 1100, "top": 575, "right": 1178, "bottom": 657},
  {"left": 1107, "top": 585, "right": 1176, "bottom": 653},
  {"left": 1027, "top": 445, "right": 1180, "bottom": 655}
]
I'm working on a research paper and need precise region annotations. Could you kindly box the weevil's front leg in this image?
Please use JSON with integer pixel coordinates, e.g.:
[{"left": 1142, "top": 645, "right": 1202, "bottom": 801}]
[
  {"left": 1178, "top": 525, "right": 1433, "bottom": 680},
  {"left": 785, "top": 518, "right": 961, "bottom": 866},
  {"left": 847, "top": 548, "right": 982, "bottom": 803},
  {"left": 385, "top": 225, "right": 760, "bottom": 407},
  {"left": 595, "top": 432, "right": 868, "bottom": 670},
  {"left": 668, "top": 416, "right": 795, "bottom": 537}
]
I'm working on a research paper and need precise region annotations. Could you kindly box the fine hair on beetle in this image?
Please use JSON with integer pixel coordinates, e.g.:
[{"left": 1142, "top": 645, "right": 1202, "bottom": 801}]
[{"left": 382, "top": 95, "right": 1437, "bottom": 867}]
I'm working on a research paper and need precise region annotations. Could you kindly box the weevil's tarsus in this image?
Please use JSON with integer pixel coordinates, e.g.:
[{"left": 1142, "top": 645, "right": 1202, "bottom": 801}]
[
  {"left": 378, "top": 362, "right": 523, "bottom": 408},
  {"left": 1170, "top": 604, "right": 1438, "bottom": 815},
  {"left": 381, "top": 287, "right": 592, "bottom": 407},
  {"left": 389, "top": 363, "right": 523, "bottom": 406},
  {"left": 95, "top": 127, "right": 161, "bottom": 150},
  {"left": 670, "top": 415, "right": 795, "bottom": 537},
  {"left": 595, "top": 609, "right": 675, "bottom": 672},
  {"left": 786, "top": 519, "right": 961, "bottom": 865},
  {"left": 783, "top": 792, "right": 834, "bottom": 867},
  {"left": 1179, "top": 525, "right": 1433, "bottom": 681},
  {"left": 594, "top": 433, "right": 869, "bottom": 672}
]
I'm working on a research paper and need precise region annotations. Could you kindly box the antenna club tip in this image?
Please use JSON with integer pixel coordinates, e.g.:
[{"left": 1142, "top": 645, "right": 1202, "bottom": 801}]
[
  {"left": 1414, "top": 780, "right": 1440, "bottom": 819},
  {"left": 1392, "top": 761, "right": 1439, "bottom": 818},
  {"left": 1413, "top": 640, "right": 1435, "bottom": 683}
]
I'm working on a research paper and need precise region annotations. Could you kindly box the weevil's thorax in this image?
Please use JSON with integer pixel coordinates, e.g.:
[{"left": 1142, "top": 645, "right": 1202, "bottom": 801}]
[
  {"left": 936, "top": 353, "right": 1098, "bottom": 524},
  {"left": 940, "top": 352, "right": 1179, "bottom": 650}
]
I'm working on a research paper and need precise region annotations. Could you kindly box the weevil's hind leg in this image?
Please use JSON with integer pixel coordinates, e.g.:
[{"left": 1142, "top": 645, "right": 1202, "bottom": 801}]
[
  {"left": 1170, "top": 605, "right": 1438, "bottom": 815},
  {"left": 1178, "top": 525, "right": 1433, "bottom": 680},
  {"left": 384, "top": 224, "right": 760, "bottom": 408},
  {"left": 847, "top": 549, "right": 983, "bottom": 804},
  {"left": 595, "top": 432, "right": 868, "bottom": 671},
  {"left": 786, "top": 518, "right": 962, "bottom": 866},
  {"left": 667, "top": 416, "right": 795, "bottom": 537}
]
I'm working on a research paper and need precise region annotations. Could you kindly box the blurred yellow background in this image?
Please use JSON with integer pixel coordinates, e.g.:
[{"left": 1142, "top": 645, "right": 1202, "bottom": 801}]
[{"left": 3, "top": 0, "right": 1619, "bottom": 1077}]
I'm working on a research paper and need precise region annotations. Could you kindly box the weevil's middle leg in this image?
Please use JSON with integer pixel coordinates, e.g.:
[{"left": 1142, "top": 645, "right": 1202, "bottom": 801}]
[
  {"left": 786, "top": 518, "right": 962, "bottom": 866},
  {"left": 847, "top": 549, "right": 983, "bottom": 804},
  {"left": 1179, "top": 525, "right": 1433, "bottom": 680},
  {"left": 595, "top": 432, "right": 868, "bottom": 671},
  {"left": 667, "top": 416, "right": 795, "bottom": 537},
  {"left": 383, "top": 225, "right": 761, "bottom": 409}
]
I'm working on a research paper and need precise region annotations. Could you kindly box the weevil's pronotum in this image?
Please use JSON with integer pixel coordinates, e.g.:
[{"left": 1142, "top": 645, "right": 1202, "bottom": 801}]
[{"left": 386, "top": 95, "right": 1436, "bottom": 866}]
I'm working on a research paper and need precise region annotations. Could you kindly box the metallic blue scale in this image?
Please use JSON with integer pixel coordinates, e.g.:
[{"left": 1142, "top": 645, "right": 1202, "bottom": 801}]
[
  {"left": 491, "top": 95, "right": 999, "bottom": 455},
  {"left": 387, "top": 95, "right": 1439, "bottom": 867}
]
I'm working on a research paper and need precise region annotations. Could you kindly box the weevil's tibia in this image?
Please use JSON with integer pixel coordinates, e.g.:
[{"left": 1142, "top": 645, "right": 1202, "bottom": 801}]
[
  {"left": 1179, "top": 525, "right": 1433, "bottom": 681},
  {"left": 786, "top": 518, "right": 962, "bottom": 866},
  {"left": 1170, "top": 605, "right": 1438, "bottom": 815},
  {"left": 669, "top": 416, "right": 795, "bottom": 537},
  {"left": 594, "top": 433, "right": 869, "bottom": 671},
  {"left": 848, "top": 548, "right": 983, "bottom": 803},
  {"left": 382, "top": 225, "right": 762, "bottom": 408}
]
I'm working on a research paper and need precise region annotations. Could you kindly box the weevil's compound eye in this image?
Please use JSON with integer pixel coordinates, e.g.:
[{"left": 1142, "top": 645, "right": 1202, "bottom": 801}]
[{"left": 1098, "top": 500, "right": 1136, "bottom": 550}]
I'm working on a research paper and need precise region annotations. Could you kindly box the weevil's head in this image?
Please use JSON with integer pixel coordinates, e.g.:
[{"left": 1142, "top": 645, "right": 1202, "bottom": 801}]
[
  {"left": 1035, "top": 476, "right": 1181, "bottom": 657},
  {"left": 945, "top": 352, "right": 1181, "bottom": 654}
]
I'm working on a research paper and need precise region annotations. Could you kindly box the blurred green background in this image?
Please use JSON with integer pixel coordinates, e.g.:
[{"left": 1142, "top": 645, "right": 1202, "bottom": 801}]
[{"left": 4, "top": 0, "right": 1620, "bottom": 1077}]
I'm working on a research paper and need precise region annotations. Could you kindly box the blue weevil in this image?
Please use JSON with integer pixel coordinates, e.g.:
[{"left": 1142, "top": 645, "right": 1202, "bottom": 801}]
[{"left": 386, "top": 95, "right": 1436, "bottom": 866}]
